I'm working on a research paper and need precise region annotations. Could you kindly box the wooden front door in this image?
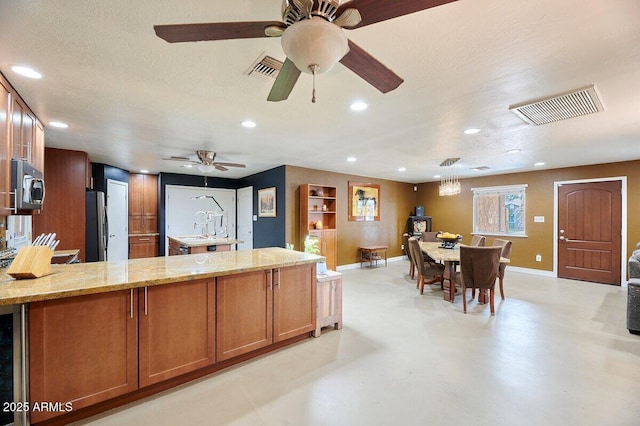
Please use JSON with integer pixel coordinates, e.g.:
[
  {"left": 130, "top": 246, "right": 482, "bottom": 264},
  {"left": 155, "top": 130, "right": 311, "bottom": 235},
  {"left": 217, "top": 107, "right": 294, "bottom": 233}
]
[{"left": 558, "top": 180, "right": 621, "bottom": 285}]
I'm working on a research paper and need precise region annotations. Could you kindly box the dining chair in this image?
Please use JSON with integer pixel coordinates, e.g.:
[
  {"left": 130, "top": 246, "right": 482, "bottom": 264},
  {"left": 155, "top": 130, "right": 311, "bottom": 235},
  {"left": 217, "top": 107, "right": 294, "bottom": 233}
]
[
  {"left": 403, "top": 233, "right": 415, "bottom": 279},
  {"left": 451, "top": 245, "right": 502, "bottom": 314},
  {"left": 408, "top": 237, "right": 444, "bottom": 294},
  {"left": 420, "top": 231, "right": 439, "bottom": 242},
  {"left": 491, "top": 239, "right": 513, "bottom": 299},
  {"left": 470, "top": 235, "right": 486, "bottom": 246}
]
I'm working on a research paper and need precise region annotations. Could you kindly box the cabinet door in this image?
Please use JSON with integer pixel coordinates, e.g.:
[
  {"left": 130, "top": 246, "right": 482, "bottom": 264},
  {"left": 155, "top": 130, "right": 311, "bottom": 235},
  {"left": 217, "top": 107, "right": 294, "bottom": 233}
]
[
  {"left": 21, "top": 109, "right": 34, "bottom": 163},
  {"left": 142, "top": 214, "right": 158, "bottom": 234},
  {"left": 29, "top": 290, "right": 138, "bottom": 423},
  {"left": 139, "top": 280, "right": 215, "bottom": 387},
  {"left": 273, "top": 264, "right": 315, "bottom": 342},
  {"left": 143, "top": 174, "right": 158, "bottom": 216},
  {"left": 216, "top": 270, "right": 272, "bottom": 361},
  {"left": 128, "top": 173, "right": 144, "bottom": 216},
  {"left": 10, "top": 97, "right": 23, "bottom": 160},
  {"left": 322, "top": 229, "right": 337, "bottom": 271},
  {"left": 0, "top": 79, "right": 11, "bottom": 214},
  {"left": 33, "top": 119, "right": 45, "bottom": 174}
]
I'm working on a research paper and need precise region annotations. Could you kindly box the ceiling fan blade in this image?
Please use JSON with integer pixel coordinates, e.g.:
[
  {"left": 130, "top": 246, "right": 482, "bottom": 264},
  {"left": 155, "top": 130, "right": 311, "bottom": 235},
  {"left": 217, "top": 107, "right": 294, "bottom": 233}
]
[
  {"left": 154, "top": 21, "right": 287, "bottom": 43},
  {"left": 336, "top": 0, "right": 458, "bottom": 29},
  {"left": 214, "top": 162, "right": 246, "bottom": 168},
  {"left": 339, "top": 40, "right": 404, "bottom": 93},
  {"left": 267, "top": 58, "right": 302, "bottom": 102},
  {"left": 163, "top": 156, "right": 197, "bottom": 163},
  {"left": 333, "top": 8, "right": 362, "bottom": 28},
  {"left": 215, "top": 165, "right": 228, "bottom": 172}
]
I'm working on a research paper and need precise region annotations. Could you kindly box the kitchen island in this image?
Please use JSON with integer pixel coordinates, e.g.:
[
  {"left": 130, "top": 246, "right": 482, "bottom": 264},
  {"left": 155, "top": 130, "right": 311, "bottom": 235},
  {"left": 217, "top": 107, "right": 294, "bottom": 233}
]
[
  {"left": 167, "top": 235, "right": 243, "bottom": 255},
  {"left": 0, "top": 248, "right": 321, "bottom": 425}
]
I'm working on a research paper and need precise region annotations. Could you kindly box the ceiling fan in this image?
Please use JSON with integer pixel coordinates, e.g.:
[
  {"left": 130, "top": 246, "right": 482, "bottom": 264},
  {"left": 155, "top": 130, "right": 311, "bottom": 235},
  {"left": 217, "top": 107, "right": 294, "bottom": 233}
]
[
  {"left": 163, "top": 150, "right": 247, "bottom": 173},
  {"left": 154, "top": 0, "right": 457, "bottom": 102}
]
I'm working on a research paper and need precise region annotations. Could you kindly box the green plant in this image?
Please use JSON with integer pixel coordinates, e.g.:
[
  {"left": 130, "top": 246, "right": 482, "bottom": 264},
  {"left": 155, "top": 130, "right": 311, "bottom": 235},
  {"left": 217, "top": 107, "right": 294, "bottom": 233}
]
[{"left": 304, "top": 235, "right": 320, "bottom": 254}]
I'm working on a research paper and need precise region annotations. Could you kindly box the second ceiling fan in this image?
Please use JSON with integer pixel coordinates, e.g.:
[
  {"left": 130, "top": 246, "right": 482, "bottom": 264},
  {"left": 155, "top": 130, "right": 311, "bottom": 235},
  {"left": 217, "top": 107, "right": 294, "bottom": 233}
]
[{"left": 154, "top": 0, "right": 457, "bottom": 102}]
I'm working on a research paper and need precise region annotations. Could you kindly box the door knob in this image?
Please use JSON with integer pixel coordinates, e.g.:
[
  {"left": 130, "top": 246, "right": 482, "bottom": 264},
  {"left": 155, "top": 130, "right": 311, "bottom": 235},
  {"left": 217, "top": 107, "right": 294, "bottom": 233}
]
[
  {"left": 109, "top": 234, "right": 116, "bottom": 238},
  {"left": 559, "top": 236, "right": 566, "bottom": 241}
]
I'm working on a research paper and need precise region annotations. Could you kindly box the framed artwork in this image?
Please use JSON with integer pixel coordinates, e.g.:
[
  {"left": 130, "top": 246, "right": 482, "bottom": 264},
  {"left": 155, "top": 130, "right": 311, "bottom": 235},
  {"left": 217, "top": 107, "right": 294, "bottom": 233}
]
[
  {"left": 258, "top": 187, "right": 276, "bottom": 217},
  {"left": 349, "top": 181, "right": 380, "bottom": 221}
]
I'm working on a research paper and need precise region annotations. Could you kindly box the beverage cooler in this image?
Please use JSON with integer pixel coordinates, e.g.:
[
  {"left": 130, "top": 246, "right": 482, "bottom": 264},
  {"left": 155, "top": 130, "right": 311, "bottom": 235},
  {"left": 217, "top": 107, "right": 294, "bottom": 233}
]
[{"left": 0, "top": 305, "right": 26, "bottom": 426}]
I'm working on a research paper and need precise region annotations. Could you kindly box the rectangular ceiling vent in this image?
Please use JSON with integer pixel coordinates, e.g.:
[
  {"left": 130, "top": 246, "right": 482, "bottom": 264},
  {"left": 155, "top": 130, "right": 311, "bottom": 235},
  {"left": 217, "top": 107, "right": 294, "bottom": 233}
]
[
  {"left": 245, "top": 53, "right": 283, "bottom": 80},
  {"left": 509, "top": 84, "right": 605, "bottom": 125},
  {"left": 440, "top": 157, "right": 460, "bottom": 167}
]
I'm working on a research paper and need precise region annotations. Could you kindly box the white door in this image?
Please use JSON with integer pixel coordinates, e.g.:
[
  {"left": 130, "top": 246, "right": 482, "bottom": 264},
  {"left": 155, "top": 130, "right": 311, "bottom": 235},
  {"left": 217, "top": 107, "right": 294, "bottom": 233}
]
[
  {"left": 107, "top": 179, "right": 129, "bottom": 261},
  {"left": 165, "top": 185, "right": 237, "bottom": 254},
  {"left": 237, "top": 186, "right": 253, "bottom": 250}
]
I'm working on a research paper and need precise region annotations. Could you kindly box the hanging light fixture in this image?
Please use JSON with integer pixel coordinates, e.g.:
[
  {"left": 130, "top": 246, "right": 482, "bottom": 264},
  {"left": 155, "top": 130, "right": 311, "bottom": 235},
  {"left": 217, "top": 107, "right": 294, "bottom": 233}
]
[{"left": 439, "top": 158, "right": 461, "bottom": 196}]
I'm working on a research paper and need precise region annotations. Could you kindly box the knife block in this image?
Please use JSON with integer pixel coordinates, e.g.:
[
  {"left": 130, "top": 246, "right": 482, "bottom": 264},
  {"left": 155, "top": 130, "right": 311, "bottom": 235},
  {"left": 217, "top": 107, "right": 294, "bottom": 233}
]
[{"left": 7, "top": 246, "right": 53, "bottom": 279}]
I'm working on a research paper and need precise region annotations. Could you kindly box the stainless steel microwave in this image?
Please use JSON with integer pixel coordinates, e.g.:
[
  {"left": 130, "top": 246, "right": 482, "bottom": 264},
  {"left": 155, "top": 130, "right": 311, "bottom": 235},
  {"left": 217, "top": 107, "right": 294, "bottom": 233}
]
[{"left": 10, "top": 159, "right": 45, "bottom": 212}]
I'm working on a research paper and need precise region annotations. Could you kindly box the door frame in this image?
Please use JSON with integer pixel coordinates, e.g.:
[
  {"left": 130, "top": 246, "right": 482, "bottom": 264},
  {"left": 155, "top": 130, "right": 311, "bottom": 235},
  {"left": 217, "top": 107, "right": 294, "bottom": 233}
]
[{"left": 553, "top": 176, "right": 627, "bottom": 286}]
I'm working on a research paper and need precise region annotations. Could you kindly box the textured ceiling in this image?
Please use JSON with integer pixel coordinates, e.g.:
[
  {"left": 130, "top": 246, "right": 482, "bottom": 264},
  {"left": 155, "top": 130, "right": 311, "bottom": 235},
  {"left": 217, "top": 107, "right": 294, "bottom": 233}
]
[{"left": 0, "top": 0, "right": 639, "bottom": 183}]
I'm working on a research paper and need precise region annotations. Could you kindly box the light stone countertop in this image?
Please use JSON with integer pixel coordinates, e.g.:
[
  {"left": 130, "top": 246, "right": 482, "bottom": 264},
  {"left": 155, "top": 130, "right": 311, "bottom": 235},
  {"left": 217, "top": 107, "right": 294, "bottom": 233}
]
[
  {"left": 0, "top": 248, "right": 323, "bottom": 306},
  {"left": 168, "top": 235, "right": 243, "bottom": 247}
]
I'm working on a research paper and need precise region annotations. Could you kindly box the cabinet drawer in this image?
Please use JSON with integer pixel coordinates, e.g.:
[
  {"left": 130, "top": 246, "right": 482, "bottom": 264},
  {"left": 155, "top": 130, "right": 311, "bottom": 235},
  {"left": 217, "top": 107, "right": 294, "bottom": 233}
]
[{"left": 129, "top": 235, "right": 158, "bottom": 244}]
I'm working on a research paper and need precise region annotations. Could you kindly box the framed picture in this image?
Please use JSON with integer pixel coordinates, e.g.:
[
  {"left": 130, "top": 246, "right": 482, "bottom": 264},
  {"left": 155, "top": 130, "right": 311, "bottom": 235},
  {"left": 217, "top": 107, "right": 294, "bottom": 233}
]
[
  {"left": 349, "top": 181, "right": 380, "bottom": 221},
  {"left": 258, "top": 187, "right": 276, "bottom": 217}
]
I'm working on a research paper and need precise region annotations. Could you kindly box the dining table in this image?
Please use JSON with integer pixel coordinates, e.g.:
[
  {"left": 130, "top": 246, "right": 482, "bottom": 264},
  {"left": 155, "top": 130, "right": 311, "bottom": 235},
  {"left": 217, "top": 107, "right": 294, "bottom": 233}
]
[{"left": 419, "top": 241, "right": 510, "bottom": 303}]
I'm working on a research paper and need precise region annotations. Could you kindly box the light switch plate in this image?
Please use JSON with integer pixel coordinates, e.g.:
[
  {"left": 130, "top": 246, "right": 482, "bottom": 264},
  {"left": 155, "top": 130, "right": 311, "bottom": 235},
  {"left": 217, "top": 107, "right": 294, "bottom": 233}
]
[
  {"left": 253, "top": 215, "right": 258, "bottom": 221},
  {"left": 534, "top": 216, "right": 545, "bottom": 223}
]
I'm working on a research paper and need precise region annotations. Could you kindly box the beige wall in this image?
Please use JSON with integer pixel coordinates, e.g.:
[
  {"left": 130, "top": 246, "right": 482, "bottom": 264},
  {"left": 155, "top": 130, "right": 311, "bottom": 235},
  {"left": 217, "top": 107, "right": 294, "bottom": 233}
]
[
  {"left": 284, "top": 160, "right": 639, "bottom": 272},
  {"left": 285, "top": 166, "right": 415, "bottom": 265},
  {"left": 418, "top": 160, "right": 640, "bottom": 273}
]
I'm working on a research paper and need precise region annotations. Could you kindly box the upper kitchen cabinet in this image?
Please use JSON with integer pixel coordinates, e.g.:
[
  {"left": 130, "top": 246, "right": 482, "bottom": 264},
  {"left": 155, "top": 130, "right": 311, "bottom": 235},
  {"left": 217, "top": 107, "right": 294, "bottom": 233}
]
[
  {"left": 129, "top": 173, "right": 158, "bottom": 235},
  {"left": 0, "top": 77, "right": 11, "bottom": 215},
  {"left": 0, "top": 72, "right": 45, "bottom": 216}
]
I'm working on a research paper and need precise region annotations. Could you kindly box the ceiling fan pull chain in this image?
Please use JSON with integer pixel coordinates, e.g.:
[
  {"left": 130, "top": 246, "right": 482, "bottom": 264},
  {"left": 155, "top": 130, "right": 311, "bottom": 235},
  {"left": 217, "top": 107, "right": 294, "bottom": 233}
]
[{"left": 310, "top": 64, "right": 319, "bottom": 103}]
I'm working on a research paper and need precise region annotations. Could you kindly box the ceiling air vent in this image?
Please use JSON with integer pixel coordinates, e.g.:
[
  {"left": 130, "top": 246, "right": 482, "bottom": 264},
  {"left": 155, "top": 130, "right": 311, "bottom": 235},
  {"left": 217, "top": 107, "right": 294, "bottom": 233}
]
[
  {"left": 244, "top": 53, "right": 283, "bottom": 80},
  {"left": 509, "top": 84, "right": 605, "bottom": 125}
]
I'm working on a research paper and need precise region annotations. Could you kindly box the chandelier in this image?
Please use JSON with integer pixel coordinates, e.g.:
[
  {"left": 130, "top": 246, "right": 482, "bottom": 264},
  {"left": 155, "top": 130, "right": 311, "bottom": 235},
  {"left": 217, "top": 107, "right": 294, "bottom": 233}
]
[{"left": 439, "top": 158, "right": 461, "bottom": 196}]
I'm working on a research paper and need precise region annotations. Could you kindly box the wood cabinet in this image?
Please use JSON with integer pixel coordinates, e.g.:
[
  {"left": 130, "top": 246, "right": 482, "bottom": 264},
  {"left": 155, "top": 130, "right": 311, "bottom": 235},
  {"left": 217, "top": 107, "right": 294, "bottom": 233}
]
[
  {"left": 129, "top": 235, "right": 159, "bottom": 258},
  {"left": 0, "top": 72, "right": 45, "bottom": 215},
  {"left": 129, "top": 173, "right": 158, "bottom": 235},
  {"left": 216, "top": 264, "right": 315, "bottom": 361},
  {"left": 0, "top": 77, "right": 11, "bottom": 215},
  {"left": 138, "top": 279, "right": 215, "bottom": 387},
  {"left": 29, "top": 290, "right": 138, "bottom": 423},
  {"left": 33, "top": 148, "right": 89, "bottom": 260},
  {"left": 313, "top": 271, "right": 343, "bottom": 337},
  {"left": 300, "top": 184, "right": 338, "bottom": 270}
]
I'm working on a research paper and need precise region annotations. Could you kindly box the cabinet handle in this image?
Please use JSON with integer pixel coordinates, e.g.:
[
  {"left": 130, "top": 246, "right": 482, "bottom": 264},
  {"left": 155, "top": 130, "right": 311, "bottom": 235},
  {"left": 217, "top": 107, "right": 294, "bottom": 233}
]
[
  {"left": 12, "top": 190, "right": 17, "bottom": 214},
  {"left": 130, "top": 289, "right": 134, "bottom": 319},
  {"left": 138, "top": 238, "right": 150, "bottom": 242},
  {"left": 267, "top": 270, "right": 273, "bottom": 291},
  {"left": 144, "top": 287, "right": 148, "bottom": 316},
  {"left": 274, "top": 268, "right": 280, "bottom": 288}
]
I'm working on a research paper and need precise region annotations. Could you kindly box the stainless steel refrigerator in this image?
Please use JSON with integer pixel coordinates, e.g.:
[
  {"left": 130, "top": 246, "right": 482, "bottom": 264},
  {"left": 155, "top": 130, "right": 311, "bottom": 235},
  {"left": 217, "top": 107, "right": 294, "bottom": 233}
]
[{"left": 86, "top": 190, "right": 108, "bottom": 262}]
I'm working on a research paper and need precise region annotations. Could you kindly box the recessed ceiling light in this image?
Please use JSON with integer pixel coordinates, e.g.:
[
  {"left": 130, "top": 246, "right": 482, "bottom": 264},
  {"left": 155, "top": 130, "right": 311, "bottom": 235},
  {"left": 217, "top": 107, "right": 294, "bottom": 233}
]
[
  {"left": 434, "top": 175, "right": 441, "bottom": 179},
  {"left": 48, "top": 121, "right": 68, "bottom": 128},
  {"left": 347, "top": 157, "right": 357, "bottom": 162},
  {"left": 464, "top": 128, "right": 481, "bottom": 135},
  {"left": 350, "top": 101, "right": 368, "bottom": 111},
  {"left": 398, "top": 167, "right": 406, "bottom": 172},
  {"left": 534, "top": 162, "right": 545, "bottom": 166},
  {"left": 507, "top": 149, "right": 521, "bottom": 154},
  {"left": 11, "top": 65, "right": 42, "bottom": 79},
  {"left": 241, "top": 120, "right": 256, "bottom": 128},
  {"left": 140, "top": 169, "right": 149, "bottom": 174}
]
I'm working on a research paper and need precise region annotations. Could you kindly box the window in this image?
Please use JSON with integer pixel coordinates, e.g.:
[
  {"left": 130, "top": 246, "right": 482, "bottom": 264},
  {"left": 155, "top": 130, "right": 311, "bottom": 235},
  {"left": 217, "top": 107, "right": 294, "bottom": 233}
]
[{"left": 472, "top": 184, "right": 527, "bottom": 236}]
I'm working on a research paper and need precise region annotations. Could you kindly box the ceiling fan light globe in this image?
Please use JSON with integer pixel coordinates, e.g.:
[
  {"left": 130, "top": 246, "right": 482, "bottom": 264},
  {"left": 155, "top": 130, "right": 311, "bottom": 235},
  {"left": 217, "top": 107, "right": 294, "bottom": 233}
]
[
  {"left": 281, "top": 17, "right": 348, "bottom": 75},
  {"left": 197, "top": 164, "right": 215, "bottom": 173}
]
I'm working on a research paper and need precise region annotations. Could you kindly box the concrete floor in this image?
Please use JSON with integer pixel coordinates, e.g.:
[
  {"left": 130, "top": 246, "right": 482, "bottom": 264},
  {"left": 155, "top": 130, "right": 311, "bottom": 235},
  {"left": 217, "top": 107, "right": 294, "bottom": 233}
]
[{"left": 75, "top": 260, "right": 639, "bottom": 426}]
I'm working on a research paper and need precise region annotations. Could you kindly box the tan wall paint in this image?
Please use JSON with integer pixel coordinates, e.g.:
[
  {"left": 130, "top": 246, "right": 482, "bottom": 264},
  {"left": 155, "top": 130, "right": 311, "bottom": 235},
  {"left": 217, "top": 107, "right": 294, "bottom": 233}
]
[
  {"left": 418, "top": 160, "right": 640, "bottom": 273},
  {"left": 285, "top": 166, "right": 416, "bottom": 265}
]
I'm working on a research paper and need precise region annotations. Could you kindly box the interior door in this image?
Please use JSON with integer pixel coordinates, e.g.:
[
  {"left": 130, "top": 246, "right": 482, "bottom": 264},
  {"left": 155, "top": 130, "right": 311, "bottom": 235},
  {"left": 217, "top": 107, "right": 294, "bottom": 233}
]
[
  {"left": 107, "top": 179, "right": 129, "bottom": 261},
  {"left": 237, "top": 186, "right": 253, "bottom": 250},
  {"left": 558, "top": 180, "right": 621, "bottom": 285}
]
